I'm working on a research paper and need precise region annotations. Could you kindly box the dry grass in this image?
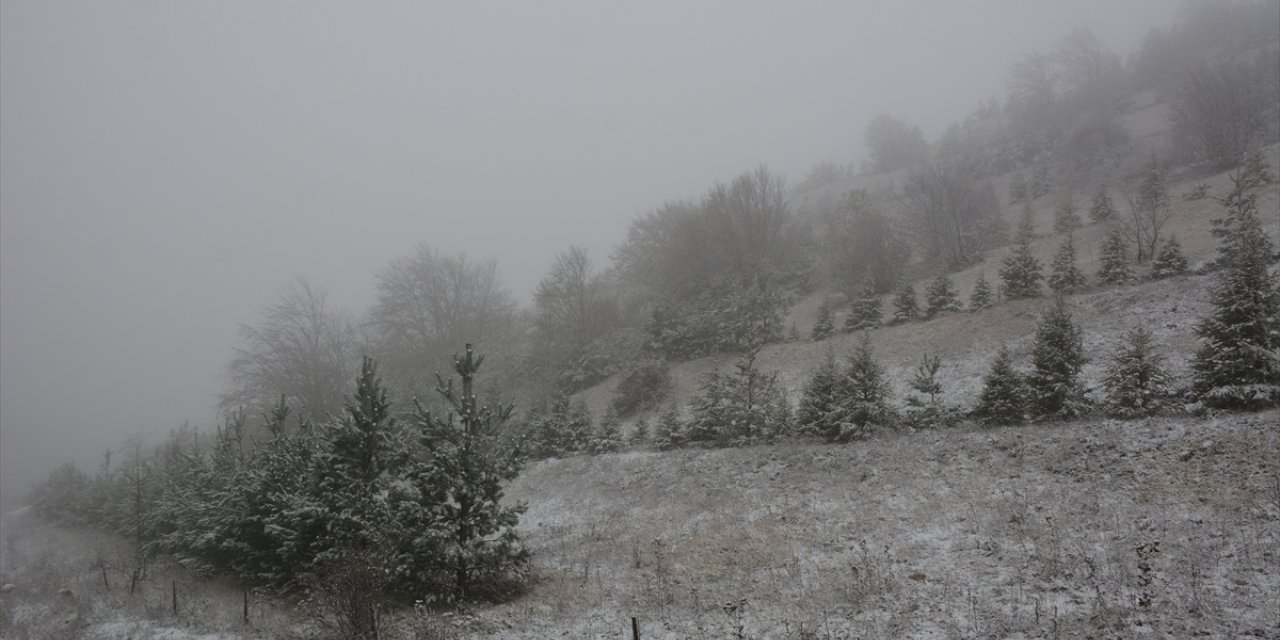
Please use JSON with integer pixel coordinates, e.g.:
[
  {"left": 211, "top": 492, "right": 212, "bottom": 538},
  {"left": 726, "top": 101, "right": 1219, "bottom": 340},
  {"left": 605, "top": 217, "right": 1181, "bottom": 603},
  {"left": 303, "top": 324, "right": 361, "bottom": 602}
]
[
  {"left": 486, "top": 411, "right": 1280, "bottom": 639},
  {"left": 0, "top": 511, "right": 305, "bottom": 639}
]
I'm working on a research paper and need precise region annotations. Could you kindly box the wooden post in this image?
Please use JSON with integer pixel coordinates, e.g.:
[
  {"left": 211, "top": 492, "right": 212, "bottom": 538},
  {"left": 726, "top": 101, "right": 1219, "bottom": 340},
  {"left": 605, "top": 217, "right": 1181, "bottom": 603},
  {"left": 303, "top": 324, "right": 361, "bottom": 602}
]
[
  {"left": 631, "top": 617, "right": 639, "bottom": 640},
  {"left": 243, "top": 588, "right": 249, "bottom": 624},
  {"left": 171, "top": 579, "right": 177, "bottom": 615}
]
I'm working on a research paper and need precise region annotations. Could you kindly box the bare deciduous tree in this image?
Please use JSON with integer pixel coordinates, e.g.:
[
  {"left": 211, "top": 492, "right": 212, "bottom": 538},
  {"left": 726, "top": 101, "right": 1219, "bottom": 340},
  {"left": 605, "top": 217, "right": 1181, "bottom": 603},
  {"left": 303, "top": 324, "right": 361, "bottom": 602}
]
[
  {"left": 1122, "top": 160, "right": 1173, "bottom": 263},
  {"left": 1053, "top": 26, "right": 1120, "bottom": 95},
  {"left": 1006, "top": 51, "right": 1059, "bottom": 107},
  {"left": 371, "top": 246, "right": 516, "bottom": 398},
  {"left": 863, "top": 114, "right": 929, "bottom": 174},
  {"left": 534, "top": 245, "right": 618, "bottom": 352},
  {"left": 1171, "top": 58, "right": 1270, "bottom": 169},
  {"left": 221, "top": 276, "right": 360, "bottom": 425},
  {"left": 900, "top": 161, "right": 1003, "bottom": 268}
]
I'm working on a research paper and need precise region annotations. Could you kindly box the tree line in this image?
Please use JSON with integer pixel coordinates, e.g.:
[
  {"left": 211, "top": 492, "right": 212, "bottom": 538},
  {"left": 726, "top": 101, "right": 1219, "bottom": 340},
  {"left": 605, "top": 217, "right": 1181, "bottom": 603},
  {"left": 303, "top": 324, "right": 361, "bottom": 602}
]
[{"left": 30, "top": 346, "right": 529, "bottom": 621}]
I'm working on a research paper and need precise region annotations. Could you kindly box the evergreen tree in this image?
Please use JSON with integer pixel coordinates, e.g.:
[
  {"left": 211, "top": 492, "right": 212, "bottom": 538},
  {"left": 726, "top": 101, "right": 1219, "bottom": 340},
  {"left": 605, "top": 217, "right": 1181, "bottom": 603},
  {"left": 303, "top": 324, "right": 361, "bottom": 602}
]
[
  {"left": 845, "top": 281, "right": 882, "bottom": 332},
  {"left": 528, "top": 395, "right": 593, "bottom": 459},
  {"left": 233, "top": 426, "right": 324, "bottom": 587},
  {"left": 685, "top": 369, "right": 728, "bottom": 445},
  {"left": 411, "top": 344, "right": 529, "bottom": 601},
  {"left": 564, "top": 400, "right": 593, "bottom": 452},
  {"left": 1016, "top": 200, "right": 1037, "bottom": 243},
  {"left": 969, "top": 272, "right": 995, "bottom": 311},
  {"left": 630, "top": 416, "right": 650, "bottom": 446},
  {"left": 972, "top": 346, "right": 1027, "bottom": 426},
  {"left": 652, "top": 404, "right": 685, "bottom": 451},
  {"left": 811, "top": 300, "right": 834, "bottom": 341},
  {"left": 1047, "top": 234, "right": 1088, "bottom": 294},
  {"left": 588, "top": 407, "right": 624, "bottom": 454},
  {"left": 829, "top": 333, "right": 894, "bottom": 442},
  {"left": 1026, "top": 297, "right": 1089, "bottom": 419},
  {"left": 1102, "top": 327, "right": 1175, "bottom": 418},
  {"left": 315, "top": 357, "right": 403, "bottom": 558},
  {"left": 905, "top": 353, "right": 961, "bottom": 429},
  {"left": 892, "top": 282, "right": 920, "bottom": 323},
  {"left": 687, "top": 350, "right": 790, "bottom": 446},
  {"left": 1053, "top": 192, "right": 1082, "bottom": 234},
  {"left": 797, "top": 350, "right": 841, "bottom": 436},
  {"left": 1191, "top": 180, "right": 1280, "bottom": 410},
  {"left": 326, "top": 357, "right": 397, "bottom": 487},
  {"left": 1150, "top": 236, "right": 1189, "bottom": 279},
  {"left": 1239, "top": 146, "right": 1275, "bottom": 188},
  {"left": 1097, "top": 225, "right": 1134, "bottom": 285},
  {"left": 924, "top": 274, "right": 962, "bottom": 317},
  {"left": 1009, "top": 171, "right": 1029, "bottom": 203},
  {"left": 906, "top": 353, "right": 942, "bottom": 407},
  {"left": 999, "top": 239, "right": 1043, "bottom": 300},
  {"left": 263, "top": 394, "right": 291, "bottom": 438},
  {"left": 1089, "top": 186, "right": 1117, "bottom": 223}
]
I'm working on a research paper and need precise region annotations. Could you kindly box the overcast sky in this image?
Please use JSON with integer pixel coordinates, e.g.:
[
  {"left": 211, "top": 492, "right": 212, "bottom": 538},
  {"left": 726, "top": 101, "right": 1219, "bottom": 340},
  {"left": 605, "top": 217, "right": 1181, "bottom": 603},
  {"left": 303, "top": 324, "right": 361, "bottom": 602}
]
[{"left": 0, "top": 0, "right": 1179, "bottom": 511}]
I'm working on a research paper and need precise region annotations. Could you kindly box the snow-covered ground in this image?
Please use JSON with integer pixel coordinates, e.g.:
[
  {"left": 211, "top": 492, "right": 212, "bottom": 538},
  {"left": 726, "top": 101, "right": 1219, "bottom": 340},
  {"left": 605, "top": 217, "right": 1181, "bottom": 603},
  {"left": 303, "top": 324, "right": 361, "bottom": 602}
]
[{"left": 480, "top": 410, "right": 1280, "bottom": 639}]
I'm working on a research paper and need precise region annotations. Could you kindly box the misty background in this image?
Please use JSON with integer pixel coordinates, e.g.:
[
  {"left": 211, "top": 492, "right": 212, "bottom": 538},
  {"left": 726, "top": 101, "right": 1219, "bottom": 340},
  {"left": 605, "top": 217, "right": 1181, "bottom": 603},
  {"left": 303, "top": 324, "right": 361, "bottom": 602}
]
[{"left": 0, "top": 0, "right": 1179, "bottom": 512}]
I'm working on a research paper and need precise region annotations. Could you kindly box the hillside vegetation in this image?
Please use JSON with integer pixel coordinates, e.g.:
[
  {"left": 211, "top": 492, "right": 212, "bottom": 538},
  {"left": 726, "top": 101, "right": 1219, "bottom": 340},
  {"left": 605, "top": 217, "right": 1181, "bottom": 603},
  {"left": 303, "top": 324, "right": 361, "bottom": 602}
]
[{"left": 5, "top": 2, "right": 1280, "bottom": 639}]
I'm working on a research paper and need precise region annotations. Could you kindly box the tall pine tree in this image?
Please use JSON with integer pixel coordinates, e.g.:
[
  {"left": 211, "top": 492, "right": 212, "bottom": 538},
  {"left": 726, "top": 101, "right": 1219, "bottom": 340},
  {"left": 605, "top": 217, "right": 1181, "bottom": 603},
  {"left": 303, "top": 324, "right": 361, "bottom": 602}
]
[
  {"left": 411, "top": 345, "right": 529, "bottom": 601},
  {"left": 1191, "top": 180, "right": 1280, "bottom": 410}
]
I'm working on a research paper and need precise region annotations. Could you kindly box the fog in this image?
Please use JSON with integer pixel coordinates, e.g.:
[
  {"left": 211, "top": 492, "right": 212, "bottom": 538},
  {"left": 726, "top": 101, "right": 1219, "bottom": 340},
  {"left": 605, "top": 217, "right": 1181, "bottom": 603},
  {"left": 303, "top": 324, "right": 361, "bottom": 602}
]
[{"left": 0, "top": 0, "right": 1178, "bottom": 512}]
